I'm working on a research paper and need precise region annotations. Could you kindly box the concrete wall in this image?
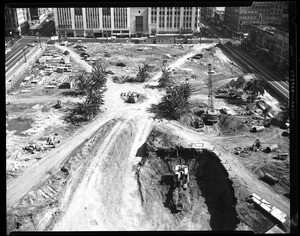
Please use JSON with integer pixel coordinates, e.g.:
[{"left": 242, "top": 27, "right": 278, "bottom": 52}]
[{"left": 130, "top": 7, "right": 148, "bottom": 36}]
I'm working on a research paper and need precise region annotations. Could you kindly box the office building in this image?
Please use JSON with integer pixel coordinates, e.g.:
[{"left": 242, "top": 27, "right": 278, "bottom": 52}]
[
  {"left": 224, "top": 2, "right": 289, "bottom": 33},
  {"left": 149, "top": 7, "right": 201, "bottom": 35},
  {"left": 54, "top": 7, "right": 131, "bottom": 37},
  {"left": 249, "top": 24, "right": 288, "bottom": 64},
  {"left": 5, "top": 7, "right": 31, "bottom": 36},
  {"left": 54, "top": 7, "right": 201, "bottom": 37}
]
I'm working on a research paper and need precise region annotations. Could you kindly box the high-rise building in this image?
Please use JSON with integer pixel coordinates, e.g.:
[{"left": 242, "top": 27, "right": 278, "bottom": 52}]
[
  {"left": 224, "top": 2, "right": 289, "bottom": 33},
  {"left": 53, "top": 7, "right": 201, "bottom": 37},
  {"left": 5, "top": 7, "right": 31, "bottom": 36},
  {"left": 5, "top": 7, "right": 19, "bottom": 36},
  {"left": 54, "top": 7, "right": 131, "bottom": 37},
  {"left": 148, "top": 7, "right": 201, "bottom": 35}
]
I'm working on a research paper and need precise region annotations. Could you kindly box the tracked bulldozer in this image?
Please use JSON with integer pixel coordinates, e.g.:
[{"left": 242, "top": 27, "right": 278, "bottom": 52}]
[{"left": 120, "top": 91, "right": 139, "bottom": 103}]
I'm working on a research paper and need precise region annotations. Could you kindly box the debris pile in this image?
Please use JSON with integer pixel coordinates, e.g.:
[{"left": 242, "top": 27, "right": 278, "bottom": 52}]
[
  {"left": 217, "top": 114, "right": 248, "bottom": 135},
  {"left": 23, "top": 133, "right": 60, "bottom": 154}
]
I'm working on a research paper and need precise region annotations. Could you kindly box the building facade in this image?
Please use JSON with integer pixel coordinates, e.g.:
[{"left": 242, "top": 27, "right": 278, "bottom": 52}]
[
  {"left": 54, "top": 7, "right": 131, "bottom": 37},
  {"left": 5, "top": 7, "right": 19, "bottom": 36},
  {"left": 249, "top": 24, "right": 289, "bottom": 64},
  {"left": 5, "top": 7, "right": 31, "bottom": 36},
  {"left": 149, "top": 7, "right": 201, "bottom": 35},
  {"left": 224, "top": 2, "right": 289, "bottom": 33},
  {"left": 53, "top": 7, "right": 201, "bottom": 37},
  {"left": 200, "top": 7, "right": 214, "bottom": 22}
]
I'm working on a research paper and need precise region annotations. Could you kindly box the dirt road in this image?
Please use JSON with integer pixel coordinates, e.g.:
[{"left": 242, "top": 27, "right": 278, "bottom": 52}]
[{"left": 7, "top": 43, "right": 211, "bottom": 212}]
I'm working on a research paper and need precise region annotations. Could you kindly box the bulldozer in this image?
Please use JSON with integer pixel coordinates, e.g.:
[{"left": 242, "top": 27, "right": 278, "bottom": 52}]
[
  {"left": 172, "top": 164, "right": 189, "bottom": 212},
  {"left": 120, "top": 91, "right": 139, "bottom": 103}
]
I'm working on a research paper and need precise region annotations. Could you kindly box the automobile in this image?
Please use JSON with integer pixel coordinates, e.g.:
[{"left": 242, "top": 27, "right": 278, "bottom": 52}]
[{"left": 27, "top": 43, "right": 36, "bottom": 47}]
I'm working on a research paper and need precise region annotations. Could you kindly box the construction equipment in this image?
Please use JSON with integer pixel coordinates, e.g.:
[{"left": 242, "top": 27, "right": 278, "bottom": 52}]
[
  {"left": 251, "top": 139, "right": 261, "bottom": 151},
  {"left": 46, "top": 133, "right": 60, "bottom": 147},
  {"left": 171, "top": 164, "right": 189, "bottom": 212},
  {"left": 120, "top": 91, "right": 139, "bottom": 103},
  {"left": 203, "top": 63, "right": 219, "bottom": 125},
  {"left": 174, "top": 165, "right": 189, "bottom": 190}
]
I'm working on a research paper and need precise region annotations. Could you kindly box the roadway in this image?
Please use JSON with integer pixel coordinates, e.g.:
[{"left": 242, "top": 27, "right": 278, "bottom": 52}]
[
  {"left": 221, "top": 44, "right": 289, "bottom": 101},
  {"left": 202, "top": 22, "right": 289, "bottom": 101},
  {"left": 5, "top": 37, "right": 46, "bottom": 73}
]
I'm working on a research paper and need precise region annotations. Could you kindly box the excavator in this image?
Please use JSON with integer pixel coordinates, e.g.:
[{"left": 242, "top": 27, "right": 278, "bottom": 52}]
[{"left": 172, "top": 164, "right": 189, "bottom": 212}]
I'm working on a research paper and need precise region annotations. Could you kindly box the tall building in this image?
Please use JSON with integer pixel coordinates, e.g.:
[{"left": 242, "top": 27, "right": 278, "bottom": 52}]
[
  {"left": 200, "top": 7, "right": 214, "bottom": 22},
  {"left": 249, "top": 24, "right": 289, "bottom": 65},
  {"left": 149, "top": 7, "right": 201, "bottom": 35},
  {"left": 54, "top": 7, "right": 131, "bottom": 37},
  {"left": 53, "top": 7, "right": 201, "bottom": 37},
  {"left": 5, "top": 7, "right": 31, "bottom": 36},
  {"left": 224, "top": 2, "right": 289, "bottom": 33},
  {"left": 5, "top": 7, "right": 19, "bottom": 36}
]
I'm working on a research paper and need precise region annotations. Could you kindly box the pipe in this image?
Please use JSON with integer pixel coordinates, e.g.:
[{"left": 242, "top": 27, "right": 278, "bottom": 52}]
[
  {"left": 263, "top": 173, "right": 279, "bottom": 184},
  {"left": 252, "top": 126, "right": 265, "bottom": 132},
  {"left": 265, "top": 144, "right": 279, "bottom": 153}
]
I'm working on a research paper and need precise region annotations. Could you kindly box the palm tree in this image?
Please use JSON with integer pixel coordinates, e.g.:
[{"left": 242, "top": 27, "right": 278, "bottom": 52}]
[
  {"left": 68, "top": 63, "right": 107, "bottom": 123},
  {"left": 136, "top": 62, "right": 151, "bottom": 82},
  {"left": 158, "top": 67, "right": 172, "bottom": 87},
  {"left": 157, "top": 83, "right": 191, "bottom": 119},
  {"left": 243, "top": 77, "right": 265, "bottom": 104}
]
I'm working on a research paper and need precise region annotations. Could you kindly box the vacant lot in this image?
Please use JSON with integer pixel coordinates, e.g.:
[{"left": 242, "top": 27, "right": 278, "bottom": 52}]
[{"left": 6, "top": 42, "right": 289, "bottom": 233}]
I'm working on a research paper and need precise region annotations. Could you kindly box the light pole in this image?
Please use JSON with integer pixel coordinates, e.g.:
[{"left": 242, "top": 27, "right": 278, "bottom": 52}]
[{"left": 23, "top": 48, "right": 27, "bottom": 63}]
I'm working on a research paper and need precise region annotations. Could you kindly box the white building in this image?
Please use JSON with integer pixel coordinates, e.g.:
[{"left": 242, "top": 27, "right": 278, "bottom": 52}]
[
  {"left": 149, "top": 7, "right": 201, "bottom": 35},
  {"left": 53, "top": 7, "right": 202, "bottom": 38},
  {"left": 54, "top": 7, "right": 130, "bottom": 37}
]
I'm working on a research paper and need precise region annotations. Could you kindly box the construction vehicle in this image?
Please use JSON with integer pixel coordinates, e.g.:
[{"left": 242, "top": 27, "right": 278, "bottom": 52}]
[
  {"left": 174, "top": 165, "right": 189, "bottom": 190},
  {"left": 251, "top": 139, "right": 261, "bottom": 151},
  {"left": 46, "top": 133, "right": 60, "bottom": 148},
  {"left": 120, "top": 91, "right": 139, "bottom": 103},
  {"left": 172, "top": 164, "right": 189, "bottom": 212}
]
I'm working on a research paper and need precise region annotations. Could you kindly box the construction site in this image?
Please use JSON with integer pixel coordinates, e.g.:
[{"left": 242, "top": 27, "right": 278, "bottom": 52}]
[{"left": 6, "top": 40, "right": 290, "bottom": 233}]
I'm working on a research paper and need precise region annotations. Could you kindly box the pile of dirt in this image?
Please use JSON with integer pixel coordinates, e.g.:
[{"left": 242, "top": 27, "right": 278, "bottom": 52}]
[
  {"left": 6, "top": 119, "right": 119, "bottom": 233},
  {"left": 218, "top": 114, "right": 249, "bottom": 135},
  {"left": 136, "top": 126, "right": 239, "bottom": 230}
]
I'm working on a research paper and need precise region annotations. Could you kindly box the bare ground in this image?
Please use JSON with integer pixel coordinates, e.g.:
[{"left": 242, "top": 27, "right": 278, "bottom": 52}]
[{"left": 6, "top": 42, "right": 290, "bottom": 233}]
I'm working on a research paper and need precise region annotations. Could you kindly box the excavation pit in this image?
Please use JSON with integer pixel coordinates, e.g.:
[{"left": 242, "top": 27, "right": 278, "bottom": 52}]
[{"left": 137, "top": 144, "right": 240, "bottom": 230}]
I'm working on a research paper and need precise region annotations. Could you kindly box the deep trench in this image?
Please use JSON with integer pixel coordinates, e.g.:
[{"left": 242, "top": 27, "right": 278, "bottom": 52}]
[{"left": 137, "top": 145, "right": 240, "bottom": 231}]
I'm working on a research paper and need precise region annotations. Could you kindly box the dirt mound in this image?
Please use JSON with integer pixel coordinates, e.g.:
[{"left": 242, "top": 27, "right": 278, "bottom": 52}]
[
  {"left": 136, "top": 127, "right": 239, "bottom": 230},
  {"left": 218, "top": 114, "right": 249, "bottom": 135},
  {"left": 6, "top": 118, "right": 119, "bottom": 233}
]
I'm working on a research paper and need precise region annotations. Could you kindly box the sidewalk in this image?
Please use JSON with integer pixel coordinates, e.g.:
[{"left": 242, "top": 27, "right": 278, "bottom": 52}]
[{"left": 6, "top": 43, "right": 47, "bottom": 93}]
